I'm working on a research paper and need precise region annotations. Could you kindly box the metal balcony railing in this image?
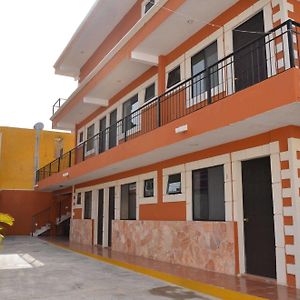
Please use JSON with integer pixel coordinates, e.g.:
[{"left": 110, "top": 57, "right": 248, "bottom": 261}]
[
  {"left": 37, "top": 20, "right": 300, "bottom": 182},
  {"left": 52, "top": 98, "right": 67, "bottom": 115}
]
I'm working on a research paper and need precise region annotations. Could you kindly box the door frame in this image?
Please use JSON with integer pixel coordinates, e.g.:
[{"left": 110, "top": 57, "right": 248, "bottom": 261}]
[
  {"left": 224, "top": 1, "right": 274, "bottom": 92},
  {"left": 231, "top": 142, "right": 286, "bottom": 284},
  {"left": 97, "top": 189, "right": 104, "bottom": 245},
  {"left": 93, "top": 187, "right": 113, "bottom": 247}
]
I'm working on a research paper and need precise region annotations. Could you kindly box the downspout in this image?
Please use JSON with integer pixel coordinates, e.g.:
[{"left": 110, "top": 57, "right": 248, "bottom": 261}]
[{"left": 33, "top": 122, "right": 44, "bottom": 187}]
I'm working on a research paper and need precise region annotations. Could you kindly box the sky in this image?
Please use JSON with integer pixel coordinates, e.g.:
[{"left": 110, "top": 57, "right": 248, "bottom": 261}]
[{"left": 0, "top": 0, "right": 96, "bottom": 130}]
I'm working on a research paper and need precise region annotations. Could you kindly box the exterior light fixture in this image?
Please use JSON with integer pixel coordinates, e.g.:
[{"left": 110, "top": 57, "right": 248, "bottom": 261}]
[{"left": 175, "top": 124, "right": 188, "bottom": 134}]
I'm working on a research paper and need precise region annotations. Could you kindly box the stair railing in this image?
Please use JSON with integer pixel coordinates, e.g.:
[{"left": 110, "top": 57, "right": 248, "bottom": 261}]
[{"left": 31, "top": 207, "right": 51, "bottom": 236}]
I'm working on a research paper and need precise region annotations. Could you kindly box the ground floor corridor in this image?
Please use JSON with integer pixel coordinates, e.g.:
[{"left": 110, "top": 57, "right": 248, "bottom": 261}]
[{"left": 0, "top": 237, "right": 210, "bottom": 300}]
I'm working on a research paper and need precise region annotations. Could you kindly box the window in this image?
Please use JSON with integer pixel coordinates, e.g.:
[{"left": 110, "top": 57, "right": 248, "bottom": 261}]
[
  {"left": 144, "top": 179, "right": 154, "bottom": 197},
  {"left": 144, "top": 0, "right": 155, "bottom": 14},
  {"left": 167, "top": 65, "right": 181, "bottom": 89},
  {"left": 167, "top": 173, "right": 181, "bottom": 194},
  {"left": 192, "top": 165, "right": 225, "bottom": 221},
  {"left": 76, "top": 193, "right": 81, "bottom": 205},
  {"left": 79, "top": 132, "right": 84, "bottom": 144},
  {"left": 99, "top": 117, "right": 106, "bottom": 153},
  {"left": 123, "top": 94, "right": 139, "bottom": 132},
  {"left": 191, "top": 41, "right": 218, "bottom": 97},
  {"left": 86, "top": 124, "right": 95, "bottom": 152},
  {"left": 109, "top": 109, "right": 117, "bottom": 149},
  {"left": 120, "top": 183, "right": 136, "bottom": 220},
  {"left": 144, "top": 83, "right": 155, "bottom": 102},
  {"left": 84, "top": 191, "right": 92, "bottom": 219},
  {"left": 108, "top": 187, "right": 115, "bottom": 247}
]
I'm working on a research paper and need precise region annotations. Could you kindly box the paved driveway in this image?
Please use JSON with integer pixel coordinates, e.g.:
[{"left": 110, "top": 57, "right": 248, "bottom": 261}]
[{"left": 0, "top": 237, "right": 212, "bottom": 300}]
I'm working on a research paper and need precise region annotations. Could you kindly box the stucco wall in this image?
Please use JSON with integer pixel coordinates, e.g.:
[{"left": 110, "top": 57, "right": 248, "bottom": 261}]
[
  {"left": 0, "top": 190, "right": 54, "bottom": 235},
  {"left": 0, "top": 126, "right": 74, "bottom": 190}
]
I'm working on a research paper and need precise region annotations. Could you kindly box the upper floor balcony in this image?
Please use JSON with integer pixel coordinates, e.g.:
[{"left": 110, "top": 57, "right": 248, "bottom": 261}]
[
  {"left": 37, "top": 20, "right": 300, "bottom": 190},
  {"left": 50, "top": 0, "right": 240, "bottom": 130}
]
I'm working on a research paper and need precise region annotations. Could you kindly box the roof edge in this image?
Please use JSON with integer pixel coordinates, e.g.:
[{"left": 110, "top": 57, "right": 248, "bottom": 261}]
[{"left": 53, "top": 0, "right": 101, "bottom": 76}]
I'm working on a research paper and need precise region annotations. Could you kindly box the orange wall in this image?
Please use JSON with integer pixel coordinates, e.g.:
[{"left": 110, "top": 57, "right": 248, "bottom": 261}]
[
  {"left": 0, "top": 190, "right": 54, "bottom": 235},
  {"left": 288, "top": 1, "right": 300, "bottom": 22},
  {"left": 72, "top": 125, "right": 300, "bottom": 221},
  {"left": 139, "top": 202, "right": 186, "bottom": 221},
  {"left": 73, "top": 208, "right": 82, "bottom": 220}
]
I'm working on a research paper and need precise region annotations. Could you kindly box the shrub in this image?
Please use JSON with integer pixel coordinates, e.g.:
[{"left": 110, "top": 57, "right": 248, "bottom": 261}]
[{"left": 0, "top": 213, "right": 14, "bottom": 243}]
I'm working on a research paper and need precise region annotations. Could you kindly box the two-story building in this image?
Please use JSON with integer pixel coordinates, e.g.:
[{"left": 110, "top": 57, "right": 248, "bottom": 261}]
[{"left": 36, "top": 0, "right": 300, "bottom": 288}]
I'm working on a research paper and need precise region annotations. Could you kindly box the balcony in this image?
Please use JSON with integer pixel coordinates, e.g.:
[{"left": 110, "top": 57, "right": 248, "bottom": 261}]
[
  {"left": 52, "top": 98, "right": 67, "bottom": 115},
  {"left": 37, "top": 20, "right": 300, "bottom": 184},
  {"left": 51, "top": 0, "right": 239, "bottom": 130}
]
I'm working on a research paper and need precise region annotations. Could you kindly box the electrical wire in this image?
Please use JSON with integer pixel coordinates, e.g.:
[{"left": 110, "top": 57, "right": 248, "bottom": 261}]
[{"left": 149, "top": 0, "right": 272, "bottom": 35}]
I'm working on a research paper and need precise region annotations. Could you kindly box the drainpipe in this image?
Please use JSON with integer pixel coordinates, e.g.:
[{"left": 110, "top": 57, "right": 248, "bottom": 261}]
[{"left": 33, "top": 122, "right": 44, "bottom": 186}]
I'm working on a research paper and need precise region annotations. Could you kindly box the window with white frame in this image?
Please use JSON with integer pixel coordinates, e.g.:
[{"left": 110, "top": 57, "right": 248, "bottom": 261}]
[
  {"left": 99, "top": 117, "right": 107, "bottom": 153},
  {"left": 122, "top": 94, "right": 139, "bottom": 133},
  {"left": 167, "top": 65, "right": 181, "bottom": 89},
  {"left": 77, "top": 77, "right": 157, "bottom": 148},
  {"left": 78, "top": 131, "right": 84, "bottom": 144},
  {"left": 84, "top": 191, "right": 92, "bottom": 219},
  {"left": 192, "top": 165, "right": 225, "bottom": 221},
  {"left": 144, "top": 82, "right": 156, "bottom": 102},
  {"left": 167, "top": 173, "right": 181, "bottom": 195},
  {"left": 144, "top": 178, "right": 154, "bottom": 197},
  {"left": 138, "top": 171, "right": 157, "bottom": 204},
  {"left": 76, "top": 193, "right": 82, "bottom": 205},
  {"left": 191, "top": 41, "right": 218, "bottom": 98},
  {"left": 143, "top": 0, "right": 156, "bottom": 15},
  {"left": 120, "top": 182, "right": 136, "bottom": 220},
  {"left": 86, "top": 124, "right": 95, "bottom": 152}
]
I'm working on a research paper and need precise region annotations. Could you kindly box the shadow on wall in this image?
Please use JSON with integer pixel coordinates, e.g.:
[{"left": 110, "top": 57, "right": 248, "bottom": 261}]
[{"left": 0, "top": 191, "right": 53, "bottom": 235}]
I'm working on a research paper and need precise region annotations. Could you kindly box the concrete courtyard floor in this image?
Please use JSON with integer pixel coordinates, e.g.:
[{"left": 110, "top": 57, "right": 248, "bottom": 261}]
[{"left": 0, "top": 236, "right": 212, "bottom": 300}]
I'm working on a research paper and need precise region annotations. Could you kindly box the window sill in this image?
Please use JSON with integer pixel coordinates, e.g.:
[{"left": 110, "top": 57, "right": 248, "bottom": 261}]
[{"left": 163, "top": 193, "right": 185, "bottom": 203}]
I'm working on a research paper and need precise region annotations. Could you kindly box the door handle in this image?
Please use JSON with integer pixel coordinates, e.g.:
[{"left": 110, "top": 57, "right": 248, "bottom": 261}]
[{"left": 244, "top": 218, "right": 249, "bottom": 223}]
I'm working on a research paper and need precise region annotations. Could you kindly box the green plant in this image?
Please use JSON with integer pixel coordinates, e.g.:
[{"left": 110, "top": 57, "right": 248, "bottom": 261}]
[{"left": 0, "top": 213, "right": 14, "bottom": 243}]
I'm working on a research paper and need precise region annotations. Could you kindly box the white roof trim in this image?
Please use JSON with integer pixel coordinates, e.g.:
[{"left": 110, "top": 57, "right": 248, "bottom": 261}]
[
  {"left": 51, "top": 0, "right": 168, "bottom": 121},
  {"left": 53, "top": 0, "right": 100, "bottom": 76}
]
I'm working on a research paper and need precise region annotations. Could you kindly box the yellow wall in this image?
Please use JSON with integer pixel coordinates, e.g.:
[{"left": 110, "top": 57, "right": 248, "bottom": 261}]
[{"left": 0, "top": 126, "right": 74, "bottom": 190}]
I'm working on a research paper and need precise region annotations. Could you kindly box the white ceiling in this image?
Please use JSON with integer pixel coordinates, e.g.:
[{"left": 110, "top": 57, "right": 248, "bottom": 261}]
[
  {"left": 42, "top": 102, "right": 300, "bottom": 191},
  {"left": 54, "top": 0, "right": 137, "bottom": 77},
  {"left": 134, "top": 0, "right": 237, "bottom": 55},
  {"left": 89, "top": 60, "right": 150, "bottom": 99},
  {"left": 54, "top": 60, "right": 150, "bottom": 129}
]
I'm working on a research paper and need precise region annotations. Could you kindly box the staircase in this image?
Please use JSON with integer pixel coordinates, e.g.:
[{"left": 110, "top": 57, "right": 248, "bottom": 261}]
[
  {"left": 56, "top": 211, "right": 71, "bottom": 225},
  {"left": 31, "top": 207, "right": 52, "bottom": 237},
  {"left": 32, "top": 223, "right": 51, "bottom": 237},
  {"left": 31, "top": 199, "right": 71, "bottom": 237}
]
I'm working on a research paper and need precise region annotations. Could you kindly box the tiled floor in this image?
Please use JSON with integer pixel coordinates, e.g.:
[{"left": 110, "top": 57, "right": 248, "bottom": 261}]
[{"left": 43, "top": 237, "right": 300, "bottom": 300}]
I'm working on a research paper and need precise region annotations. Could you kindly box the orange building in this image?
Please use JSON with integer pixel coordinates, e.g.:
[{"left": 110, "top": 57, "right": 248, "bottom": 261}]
[{"left": 36, "top": 0, "right": 300, "bottom": 288}]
